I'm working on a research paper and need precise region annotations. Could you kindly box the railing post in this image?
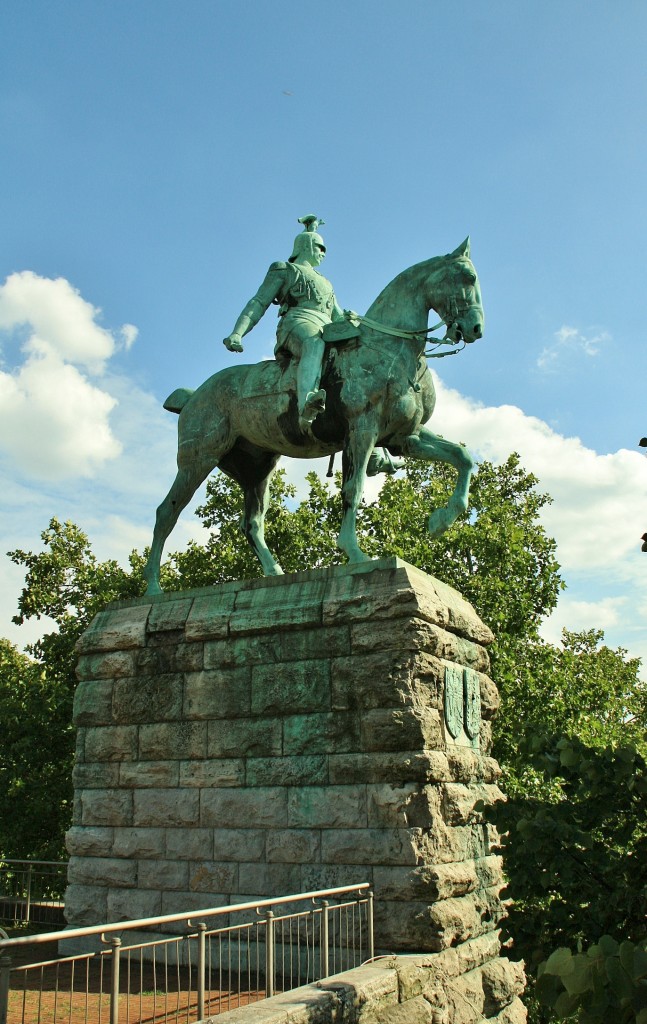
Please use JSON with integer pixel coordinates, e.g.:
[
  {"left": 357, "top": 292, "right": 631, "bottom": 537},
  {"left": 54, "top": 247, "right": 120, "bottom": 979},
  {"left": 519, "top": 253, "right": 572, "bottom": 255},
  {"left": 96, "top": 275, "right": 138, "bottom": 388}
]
[
  {"left": 0, "top": 951, "right": 11, "bottom": 1024},
  {"left": 25, "top": 864, "right": 32, "bottom": 926},
  {"left": 264, "top": 910, "right": 275, "bottom": 998},
  {"left": 367, "top": 891, "right": 374, "bottom": 962},
  {"left": 196, "top": 922, "right": 206, "bottom": 1021},
  {"left": 108, "top": 935, "right": 121, "bottom": 1024},
  {"left": 320, "top": 900, "right": 330, "bottom": 979}
]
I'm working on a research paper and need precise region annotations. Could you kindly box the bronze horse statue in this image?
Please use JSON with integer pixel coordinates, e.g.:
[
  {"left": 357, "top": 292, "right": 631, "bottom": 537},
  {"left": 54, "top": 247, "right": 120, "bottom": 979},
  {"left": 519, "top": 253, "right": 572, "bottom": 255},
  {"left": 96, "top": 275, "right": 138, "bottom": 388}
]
[{"left": 143, "top": 239, "right": 484, "bottom": 593}]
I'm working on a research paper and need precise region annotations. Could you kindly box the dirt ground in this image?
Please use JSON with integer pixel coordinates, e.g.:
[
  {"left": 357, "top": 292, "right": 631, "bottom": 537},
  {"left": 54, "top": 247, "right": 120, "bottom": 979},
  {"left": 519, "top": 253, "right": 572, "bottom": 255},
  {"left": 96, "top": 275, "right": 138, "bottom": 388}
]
[{"left": 5, "top": 938, "right": 267, "bottom": 1024}]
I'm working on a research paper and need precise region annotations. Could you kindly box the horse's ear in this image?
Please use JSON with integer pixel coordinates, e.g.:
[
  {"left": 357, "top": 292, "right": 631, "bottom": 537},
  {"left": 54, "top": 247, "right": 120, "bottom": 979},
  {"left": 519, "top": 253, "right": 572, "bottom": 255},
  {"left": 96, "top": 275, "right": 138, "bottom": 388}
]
[{"left": 450, "top": 237, "right": 471, "bottom": 259}]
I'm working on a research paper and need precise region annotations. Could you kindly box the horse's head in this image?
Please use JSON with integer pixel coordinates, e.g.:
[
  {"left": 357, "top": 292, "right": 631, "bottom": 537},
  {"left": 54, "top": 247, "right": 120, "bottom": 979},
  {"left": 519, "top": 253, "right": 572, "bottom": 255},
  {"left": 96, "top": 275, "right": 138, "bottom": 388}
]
[{"left": 435, "top": 238, "right": 484, "bottom": 344}]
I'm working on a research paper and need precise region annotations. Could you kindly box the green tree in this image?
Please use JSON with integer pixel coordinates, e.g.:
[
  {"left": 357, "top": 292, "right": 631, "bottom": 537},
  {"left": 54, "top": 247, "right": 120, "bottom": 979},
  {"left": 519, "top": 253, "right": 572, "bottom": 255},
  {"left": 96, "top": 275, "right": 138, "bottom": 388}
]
[
  {"left": 3, "top": 519, "right": 142, "bottom": 859},
  {"left": 0, "top": 637, "right": 72, "bottom": 860}
]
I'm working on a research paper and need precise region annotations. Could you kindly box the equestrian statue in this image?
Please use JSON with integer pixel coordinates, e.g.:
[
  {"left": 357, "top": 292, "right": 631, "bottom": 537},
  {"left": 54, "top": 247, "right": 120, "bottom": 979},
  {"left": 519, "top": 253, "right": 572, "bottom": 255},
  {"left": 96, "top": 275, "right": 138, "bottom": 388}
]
[{"left": 143, "top": 216, "right": 485, "bottom": 594}]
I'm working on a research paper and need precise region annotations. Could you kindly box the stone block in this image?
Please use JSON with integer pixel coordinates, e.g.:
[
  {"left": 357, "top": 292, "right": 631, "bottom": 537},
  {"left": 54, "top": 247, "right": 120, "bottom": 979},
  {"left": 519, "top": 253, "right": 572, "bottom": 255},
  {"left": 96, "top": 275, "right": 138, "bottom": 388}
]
[
  {"left": 373, "top": 858, "right": 502, "bottom": 903},
  {"left": 299, "top": 864, "right": 372, "bottom": 892},
  {"left": 113, "top": 673, "right": 183, "bottom": 723},
  {"left": 246, "top": 756, "right": 328, "bottom": 787},
  {"left": 360, "top": 708, "right": 442, "bottom": 752},
  {"left": 373, "top": 866, "right": 443, "bottom": 902},
  {"left": 136, "top": 642, "right": 204, "bottom": 674},
  {"left": 230, "top": 577, "right": 327, "bottom": 635},
  {"left": 426, "top": 887, "right": 504, "bottom": 950},
  {"left": 133, "top": 788, "right": 200, "bottom": 828},
  {"left": 185, "top": 590, "right": 237, "bottom": 641},
  {"left": 66, "top": 826, "right": 114, "bottom": 858},
  {"left": 138, "top": 859, "right": 189, "bottom": 891},
  {"left": 139, "top": 721, "right": 207, "bottom": 760},
  {"left": 328, "top": 752, "right": 443, "bottom": 786},
  {"left": 283, "top": 713, "right": 359, "bottom": 756},
  {"left": 73, "top": 679, "right": 114, "bottom": 725},
  {"left": 238, "top": 862, "right": 302, "bottom": 895},
  {"left": 112, "top": 828, "right": 166, "bottom": 859},
  {"left": 442, "top": 783, "right": 503, "bottom": 826},
  {"left": 188, "top": 862, "right": 239, "bottom": 893},
  {"left": 183, "top": 668, "right": 251, "bottom": 719},
  {"left": 68, "top": 856, "right": 137, "bottom": 888},
  {"left": 492, "top": 997, "right": 528, "bottom": 1023},
  {"left": 205, "top": 634, "right": 281, "bottom": 670},
  {"left": 73, "top": 762, "right": 120, "bottom": 789},
  {"left": 287, "top": 786, "right": 367, "bottom": 828},
  {"left": 211, "top": 829, "right": 266, "bottom": 862},
  {"left": 279, "top": 625, "right": 350, "bottom": 662},
  {"left": 180, "top": 759, "right": 244, "bottom": 787},
  {"left": 160, "top": 889, "right": 230, "bottom": 922},
  {"left": 374, "top": 900, "right": 447, "bottom": 952},
  {"left": 148, "top": 598, "right": 194, "bottom": 632},
  {"left": 331, "top": 652, "right": 417, "bottom": 712},
  {"left": 77, "top": 604, "right": 151, "bottom": 653},
  {"left": 119, "top": 761, "right": 180, "bottom": 788},
  {"left": 84, "top": 725, "right": 138, "bottom": 762},
  {"left": 166, "top": 828, "right": 215, "bottom": 861},
  {"left": 201, "top": 788, "right": 288, "bottom": 828},
  {"left": 265, "top": 830, "right": 321, "bottom": 864},
  {"left": 366, "top": 783, "right": 421, "bottom": 827},
  {"left": 251, "top": 660, "right": 330, "bottom": 716},
  {"left": 63, "top": 884, "right": 107, "bottom": 926},
  {"left": 480, "top": 958, "right": 526, "bottom": 1017},
  {"left": 81, "top": 789, "right": 133, "bottom": 827},
  {"left": 350, "top": 619, "right": 490, "bottom": 673},
  {"left": 376, "top": 995, "right": 433, "bottom": 1024},
  {"left": 321, "top": 827, "right": 423, "bottom": 866},
  {"left": 455, "top": 930, "right": 503, "bottom": 975},
  {"left": 208, "top": 718, "right": 282, "bottom": 758},
  {"left": 76, "top": 650, "right": 137, "bottom": 682},
  {"left": 107, "top": 888, "right": 162, "bottom": 922}
]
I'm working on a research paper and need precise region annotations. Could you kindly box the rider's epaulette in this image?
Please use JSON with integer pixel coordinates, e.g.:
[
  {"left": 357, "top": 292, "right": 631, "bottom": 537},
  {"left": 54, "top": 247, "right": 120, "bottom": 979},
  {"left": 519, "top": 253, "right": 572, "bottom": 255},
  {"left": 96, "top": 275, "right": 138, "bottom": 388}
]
[{"left": 268, "top": 261, "right": 288, "bottom": 271}]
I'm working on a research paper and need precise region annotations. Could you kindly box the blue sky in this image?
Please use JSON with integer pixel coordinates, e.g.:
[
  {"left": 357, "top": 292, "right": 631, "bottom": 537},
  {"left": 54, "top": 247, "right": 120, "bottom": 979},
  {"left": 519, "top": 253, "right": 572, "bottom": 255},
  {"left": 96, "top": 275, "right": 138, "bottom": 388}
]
[{"left": 1, "top": 1, "right": 647, "bottom": 662}]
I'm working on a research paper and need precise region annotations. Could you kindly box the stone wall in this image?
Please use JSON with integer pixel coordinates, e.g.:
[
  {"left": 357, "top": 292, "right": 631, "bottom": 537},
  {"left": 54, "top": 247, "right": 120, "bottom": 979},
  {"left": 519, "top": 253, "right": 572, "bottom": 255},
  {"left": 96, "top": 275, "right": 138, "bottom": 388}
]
[
  {"left": 65, "top": 557, "right": 524, "bottom": 1021},
  {"left": 200, "top": 955, "right": 526, "bottom": 1024}
]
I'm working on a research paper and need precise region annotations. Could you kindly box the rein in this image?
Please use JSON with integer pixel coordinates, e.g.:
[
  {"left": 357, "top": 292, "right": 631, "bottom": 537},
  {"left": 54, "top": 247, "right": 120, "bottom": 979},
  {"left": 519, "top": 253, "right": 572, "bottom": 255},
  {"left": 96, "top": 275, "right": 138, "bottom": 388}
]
[{"left": 347, "top": 310, "right": 470, "bottom": 359}]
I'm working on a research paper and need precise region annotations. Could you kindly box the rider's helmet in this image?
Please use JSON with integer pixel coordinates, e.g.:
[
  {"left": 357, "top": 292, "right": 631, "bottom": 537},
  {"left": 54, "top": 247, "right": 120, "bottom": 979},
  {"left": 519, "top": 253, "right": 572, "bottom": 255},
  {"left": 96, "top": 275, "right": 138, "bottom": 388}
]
[{"left": 289, "top": 214, "right": 326, "bottom": 262}]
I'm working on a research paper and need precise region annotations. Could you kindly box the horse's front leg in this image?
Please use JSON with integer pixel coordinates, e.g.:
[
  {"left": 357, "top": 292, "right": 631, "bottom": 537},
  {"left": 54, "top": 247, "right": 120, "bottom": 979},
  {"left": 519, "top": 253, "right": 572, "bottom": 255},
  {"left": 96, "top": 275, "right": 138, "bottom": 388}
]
[
  {"left": 337, "top": 419, "right": 379, "bottom": 563},
  {"left": 402, "top": 426, "right": 475, "bottom": 537}
]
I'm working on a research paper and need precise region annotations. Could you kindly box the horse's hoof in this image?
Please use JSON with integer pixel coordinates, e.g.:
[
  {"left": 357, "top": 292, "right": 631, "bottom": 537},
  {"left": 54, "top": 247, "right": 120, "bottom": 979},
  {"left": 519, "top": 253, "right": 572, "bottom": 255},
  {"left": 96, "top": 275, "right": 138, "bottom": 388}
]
[{"left": 144, "top": 581, "right": 164, "bottom": 596}]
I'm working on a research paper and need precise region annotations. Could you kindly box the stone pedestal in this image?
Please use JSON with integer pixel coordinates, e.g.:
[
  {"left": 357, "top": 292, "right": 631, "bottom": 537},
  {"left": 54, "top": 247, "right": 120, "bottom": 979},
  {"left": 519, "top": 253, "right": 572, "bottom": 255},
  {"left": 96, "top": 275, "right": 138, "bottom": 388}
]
[{"left": 66, "top": 558, "right": 523, "bottom": 1018}]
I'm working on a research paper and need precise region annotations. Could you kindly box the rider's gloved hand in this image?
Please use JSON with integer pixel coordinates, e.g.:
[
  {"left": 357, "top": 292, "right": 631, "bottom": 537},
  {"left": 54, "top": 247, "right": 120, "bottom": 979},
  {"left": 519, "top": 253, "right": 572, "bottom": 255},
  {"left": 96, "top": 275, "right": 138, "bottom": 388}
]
[{"left": 223, "top": 334, "right": 244, "bottom": 352}]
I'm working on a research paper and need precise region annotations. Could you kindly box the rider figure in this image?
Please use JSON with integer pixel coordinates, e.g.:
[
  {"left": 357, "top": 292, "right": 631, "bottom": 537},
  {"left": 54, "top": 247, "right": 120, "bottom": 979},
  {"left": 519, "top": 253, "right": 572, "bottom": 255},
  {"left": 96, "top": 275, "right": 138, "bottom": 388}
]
[{"left": 223, "top": 215, "right": 345, "bottom": 429}]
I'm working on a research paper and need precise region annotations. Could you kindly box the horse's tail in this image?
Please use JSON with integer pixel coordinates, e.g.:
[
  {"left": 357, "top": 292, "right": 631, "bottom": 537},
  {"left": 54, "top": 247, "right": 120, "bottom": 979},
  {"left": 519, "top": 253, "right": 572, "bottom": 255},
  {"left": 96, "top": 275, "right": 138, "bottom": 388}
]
[{"left": 163, "top": 388, "right": 194, "bottom": 415}]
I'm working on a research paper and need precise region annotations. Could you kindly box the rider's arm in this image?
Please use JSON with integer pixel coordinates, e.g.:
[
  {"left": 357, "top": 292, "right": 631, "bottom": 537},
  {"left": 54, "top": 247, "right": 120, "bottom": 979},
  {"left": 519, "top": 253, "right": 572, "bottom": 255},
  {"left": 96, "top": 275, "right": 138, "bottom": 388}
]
[{"left": 223, "top": 263, "right": 286, "bottom": 352}]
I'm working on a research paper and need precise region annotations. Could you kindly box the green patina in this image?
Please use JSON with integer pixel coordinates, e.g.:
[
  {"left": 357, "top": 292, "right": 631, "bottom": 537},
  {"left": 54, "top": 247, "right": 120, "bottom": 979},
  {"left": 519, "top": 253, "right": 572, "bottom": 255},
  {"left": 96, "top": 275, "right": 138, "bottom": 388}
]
[{"left": 144, "top": 218, "right": 485, "bottom": 594}]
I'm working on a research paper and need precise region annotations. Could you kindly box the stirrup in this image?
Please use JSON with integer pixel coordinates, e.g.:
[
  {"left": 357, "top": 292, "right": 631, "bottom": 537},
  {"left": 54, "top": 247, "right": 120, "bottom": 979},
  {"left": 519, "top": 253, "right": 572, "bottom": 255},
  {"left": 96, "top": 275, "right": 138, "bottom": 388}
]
[
  {"left": 300, "top": 389, "right": 326, "bottom": 424},
  {"left": 367, "top": 449, "right": 405, "bottom": 477}
]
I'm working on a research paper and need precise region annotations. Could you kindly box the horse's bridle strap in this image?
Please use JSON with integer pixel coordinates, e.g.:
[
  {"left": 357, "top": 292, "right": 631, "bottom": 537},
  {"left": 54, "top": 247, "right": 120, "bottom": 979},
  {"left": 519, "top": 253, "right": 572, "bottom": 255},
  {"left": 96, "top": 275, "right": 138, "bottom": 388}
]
[{"left": 348, "top": 311, "right": 446, "bottom": 341}]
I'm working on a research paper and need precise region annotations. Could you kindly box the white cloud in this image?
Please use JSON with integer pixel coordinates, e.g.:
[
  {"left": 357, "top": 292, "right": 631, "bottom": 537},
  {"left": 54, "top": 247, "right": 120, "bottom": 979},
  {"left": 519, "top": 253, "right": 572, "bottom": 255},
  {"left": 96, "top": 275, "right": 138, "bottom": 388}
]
[
  {"left": 0, "top": 272, "right": 116, "bottom": 373},
  {"left": 430, "top": 375, "right": 647, "bottom": 666},
  {"left": 537, "top": 324, "right": 610, "bottom": 370},
  {"left": 0, "top": 272, "right": 136, "bottom": 480},
  {"left": 431, "top": 377, "right": 647, "bottom": 577}
]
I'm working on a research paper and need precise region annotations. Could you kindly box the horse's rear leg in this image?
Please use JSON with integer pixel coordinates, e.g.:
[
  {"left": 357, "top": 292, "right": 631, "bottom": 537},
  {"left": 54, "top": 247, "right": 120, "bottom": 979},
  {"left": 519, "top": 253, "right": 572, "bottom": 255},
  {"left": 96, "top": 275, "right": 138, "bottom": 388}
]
[
  {"left": 402, "top": 427, "right": 474, "bottom": 537},
  {"left": 223, "top": 451, "right": 284, "bottom": 576},
  {"left": 143, "top": 456, "right": 215, "bottom": 595}
]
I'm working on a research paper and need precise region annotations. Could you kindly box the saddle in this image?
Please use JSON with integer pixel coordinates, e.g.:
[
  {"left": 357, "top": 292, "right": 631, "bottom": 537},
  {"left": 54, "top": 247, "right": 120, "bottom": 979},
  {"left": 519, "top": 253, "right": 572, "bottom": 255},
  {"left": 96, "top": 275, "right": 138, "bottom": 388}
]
[{"left": 321, "top": 319, "right": 361, "bottom": 344}]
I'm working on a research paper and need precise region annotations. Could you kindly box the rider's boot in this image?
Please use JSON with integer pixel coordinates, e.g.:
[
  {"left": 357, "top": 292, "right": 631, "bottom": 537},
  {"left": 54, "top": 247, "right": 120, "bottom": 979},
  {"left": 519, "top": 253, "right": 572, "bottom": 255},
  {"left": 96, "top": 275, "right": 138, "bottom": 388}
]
[
  {"left": 366, "top": 448, "right": 406, "bottom": 476},
  {"left": 299, "top": 388, "right": 326, "bottom": 428}
]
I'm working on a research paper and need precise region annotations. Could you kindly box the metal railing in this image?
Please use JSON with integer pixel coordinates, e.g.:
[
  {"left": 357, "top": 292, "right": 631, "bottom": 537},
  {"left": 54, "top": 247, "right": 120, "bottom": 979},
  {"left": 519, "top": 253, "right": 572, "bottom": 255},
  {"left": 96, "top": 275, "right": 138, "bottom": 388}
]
[
  {"left": 0, "top": 883, "right": 373, "bottom": 1024},
  {"left": 0, "top": 861, "right": 67, "bottom": 927}
]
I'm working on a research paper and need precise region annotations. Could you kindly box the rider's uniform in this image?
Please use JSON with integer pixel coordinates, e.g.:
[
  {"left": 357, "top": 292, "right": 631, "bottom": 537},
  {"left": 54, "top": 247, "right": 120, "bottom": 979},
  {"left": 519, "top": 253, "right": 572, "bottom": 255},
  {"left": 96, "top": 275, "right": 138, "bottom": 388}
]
[{"left": 269, "top": 261, "right": 338, "bottom": 361}]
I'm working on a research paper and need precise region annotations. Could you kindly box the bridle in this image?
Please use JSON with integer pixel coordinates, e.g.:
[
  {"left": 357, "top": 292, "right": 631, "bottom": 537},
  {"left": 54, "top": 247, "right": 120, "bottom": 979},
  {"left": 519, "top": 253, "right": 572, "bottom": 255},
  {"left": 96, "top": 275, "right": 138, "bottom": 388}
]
[{"left": 348, "top": 296, "right": 482, "bottom": 359}]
